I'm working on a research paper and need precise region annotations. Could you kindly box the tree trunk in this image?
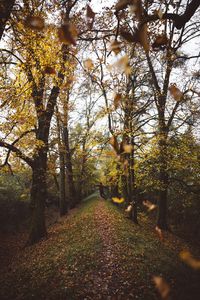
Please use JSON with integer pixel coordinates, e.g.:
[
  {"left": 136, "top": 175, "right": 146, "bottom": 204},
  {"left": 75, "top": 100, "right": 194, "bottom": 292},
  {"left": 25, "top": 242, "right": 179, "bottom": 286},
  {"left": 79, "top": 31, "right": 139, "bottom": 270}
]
[
  {"left": 121, "top": 173, "right": 128, "bottom": 202},
  {"left": 56, "top": 107, "right": 68, "bottom": 216},
  {"left": 128, "top": 137, "right": 138, "bottom": 224},
  {"left": 63, "top": 125, "right": 76, "bottom": 207},
  {"left": 62, "top": 94, "right": 76, "bottom": 208},
  {"left": 28, "top": 155, "right": 47, "bottom": 245},
  {"left": 59, "top": 150, "right": 68, "bottom": 215},
  {"left": 157, "top": 131, "right": 169, "bottom": 230}
]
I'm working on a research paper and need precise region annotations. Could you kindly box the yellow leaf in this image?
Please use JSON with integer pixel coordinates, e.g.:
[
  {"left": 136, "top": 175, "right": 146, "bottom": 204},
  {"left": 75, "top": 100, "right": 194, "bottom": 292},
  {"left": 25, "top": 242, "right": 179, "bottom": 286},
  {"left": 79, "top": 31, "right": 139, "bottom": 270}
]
[
  {"left": 109, "top": 136, "right": 119, "bottom": 154},
  {"left": 112, "top": 197, "right": 125, "bottom": 204},
  {"left": 123, "top": 144, "right": 133, "bottom": 153}
]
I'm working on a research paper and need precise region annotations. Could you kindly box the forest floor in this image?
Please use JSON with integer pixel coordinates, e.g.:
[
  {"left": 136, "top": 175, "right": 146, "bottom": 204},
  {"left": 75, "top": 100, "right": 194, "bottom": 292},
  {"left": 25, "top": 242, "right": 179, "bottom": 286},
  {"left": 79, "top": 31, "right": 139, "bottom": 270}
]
[{"left": 0, "top": 194, "right": 200, "bottom": 300}]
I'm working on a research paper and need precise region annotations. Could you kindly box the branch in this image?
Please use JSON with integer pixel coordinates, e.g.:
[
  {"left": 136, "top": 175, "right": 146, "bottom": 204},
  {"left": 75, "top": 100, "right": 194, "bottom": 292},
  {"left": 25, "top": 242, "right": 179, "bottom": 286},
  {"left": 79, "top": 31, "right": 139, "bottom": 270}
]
[
  {"left": 143, "top": 0, "right": 200, "bottom": 29},
  {"left": 0, "top": 140, "right": 33, "bottom": 167},
  {"left": 0, "top": 0, "right": 15, "bottom": 40},
  {"left": 0, "top": 130, "right": 35, "bottom": 167}
]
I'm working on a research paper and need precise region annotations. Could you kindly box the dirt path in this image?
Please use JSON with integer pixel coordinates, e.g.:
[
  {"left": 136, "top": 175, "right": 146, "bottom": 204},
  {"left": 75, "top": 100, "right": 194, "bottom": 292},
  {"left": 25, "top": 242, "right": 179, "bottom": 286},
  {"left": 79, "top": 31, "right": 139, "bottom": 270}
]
[
  {"left": 92, "top": 200, "right": 122, "bottom": 298},
  {"left": 89, "top": 200, "right": 137, "bottom": 300}
]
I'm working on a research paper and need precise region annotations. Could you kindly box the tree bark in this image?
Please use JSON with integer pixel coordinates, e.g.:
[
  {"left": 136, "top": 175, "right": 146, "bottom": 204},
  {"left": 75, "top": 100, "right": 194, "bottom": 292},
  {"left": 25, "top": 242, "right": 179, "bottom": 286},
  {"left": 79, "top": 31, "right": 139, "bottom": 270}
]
[
  {"left": 28, "top": 154, "right": 47, "bottom": 244},
  {"left": 129, "top": 137, "right": 138, "bottom": 224},
  {"left": 0, "top": 0, "right": 15, "bottom": 40},
  {"left": 56, "top": 107, "right": 68, "bottom": 216},
  {"left": 157, "top": 131, "right": 169, "bottom": 230},
  {"left": 63, "top": 124, "right": 76, "bottom": 208}
]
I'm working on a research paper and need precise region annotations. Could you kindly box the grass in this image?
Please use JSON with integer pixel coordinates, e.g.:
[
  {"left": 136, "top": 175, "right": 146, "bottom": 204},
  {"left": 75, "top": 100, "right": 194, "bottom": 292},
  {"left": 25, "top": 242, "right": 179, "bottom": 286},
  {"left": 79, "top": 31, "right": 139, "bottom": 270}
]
[{"left": 0, "top": 196, "right": 200, "bottom": 300}]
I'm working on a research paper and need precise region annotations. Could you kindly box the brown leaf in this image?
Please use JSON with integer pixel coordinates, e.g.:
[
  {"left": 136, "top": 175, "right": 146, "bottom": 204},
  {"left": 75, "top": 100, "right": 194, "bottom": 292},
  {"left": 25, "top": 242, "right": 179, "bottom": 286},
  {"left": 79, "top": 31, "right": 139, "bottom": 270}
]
[
  {"left": 123, "top": 159, "right": 129, "bottom": 175},
  {"left": 153, "top": 276, "right": 170, "bottom": 299},
  {"left": 152, "top": 35, "right": 168, "bottom": 50},
  {"left": 169, "top": 84, "right": 183, "bottom": 101},
  {"left": 130, "top": 0, "right": 143, "bottom": 20},
  {"left": 125, "top": 204, "right": 132, "bottom": 212},
  {"left": 44, "top": 66, "right": 56, "bottom": 75},
  {"left": 157, "top": 9, "right": 164, "bottom": 19},
  {"left": 110, "top": 40, "right": 122, "bottom": 55},
  {"left": 120, "top": 29, "right": 137, "bottom": 43},
  {"left": 57, "top": 24, "right": 78, "bottom": 46},
  {"left": 25, "top": 16, "right": 45, "bottom": 31},
  {"left": 116, "top": 0, "right": 133, "bottom": 12},
  {"left": 138, "top": 24, "right": 149, "bottom": 52},
  {"left": 86, "top": 5, "right": 95, "bottom": 19},
  {"left": 180, "top": 250, "right": 200, "bottom": 270},
  {"left": 86, "top": 5, "right": 95, "bottom": 29},
  {"left": 143, "top": 200, "right": 156, "bottom": 211},
  {"left": 84, "top": 58, "right": 94, "bottom": 70},
  {"left": 114, "top": 93, "right": 122, "bottom": 109},
  {"left": 109, "top": 136, "right": 119, "bottom": 154},
  {"left": 155, "top": 226, "right": 164, "bottom": 241}
]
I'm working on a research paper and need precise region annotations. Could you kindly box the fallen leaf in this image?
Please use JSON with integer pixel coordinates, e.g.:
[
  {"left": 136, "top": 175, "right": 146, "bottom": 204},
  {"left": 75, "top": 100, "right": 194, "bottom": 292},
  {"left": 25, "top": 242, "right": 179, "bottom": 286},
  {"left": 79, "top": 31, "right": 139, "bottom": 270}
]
[
  {"left": 84, "top": 58, "right": 94, "bottom": 70},
  {"left": 25, "top": 16, "right": 45, "bottom": 30},
  {"left": 123, "top": 144, "right": 133, "bottom": 153},
  {"left": 125, "top": 205, "right": 132, "bottom": 212},
  {"left": 86, "top": 5, "right": 95, "bottom": 19},
  {"left": 116, "top": 0, "right": 133, "bottom": 12},
  {"left": 44, "top": 66, "right": 56, "bottom": 75},
  {"left": 138, "top": 24, "right": 149, "bottom": 52},
  {"left": 157, "top": 9, "right": 164, "bottom": 19},
  {"left": 115, "top": 55, "right": 131, "bottom": 74},
  {"left": 169, "top": 84, "right": 183, "bottom": 101},
  {"left": 153, "top": 276, "right": 170, "bottom": 299},
  {"left": 152, "top": 35, "right": 168, "bottom": 50},
  {"left": 180, "top": 250, "right": 200, "bottom": 270},
  {"left": 120, "top": 29, "right": 136, "bottom": 43},
  {"left": 112, "top": 197, "right": 125, "bottom": 204},
  {"left": 57, "top": 24, "right": 78, "bottom": 45},
  {"left": 143, "top": 200, "right": 157, "bottom": 211},
  {"left": 132, "top": 0, "right": 142, "bottom": 20},
  {"left": 110, "top": 40, "right": 122, "bottom": 55},
  {"left": 155, "top": 226, "right": 164, "bottom": 241},
  {"left": 86, "top": 5, "right": 95, "bottom": 29},
  {"left": 109, "top": 136, "right": 119, "bottom": 154},
  {"left": 114, "top": 93, "right": 122, "bottom": 109}
]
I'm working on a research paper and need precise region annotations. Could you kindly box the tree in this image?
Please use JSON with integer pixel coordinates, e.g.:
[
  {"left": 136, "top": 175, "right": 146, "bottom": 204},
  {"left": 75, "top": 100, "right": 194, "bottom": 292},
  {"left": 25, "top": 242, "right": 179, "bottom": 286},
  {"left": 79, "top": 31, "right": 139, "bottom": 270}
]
[
  {"left": 113, "top": 0, "right": 200, "bottom": 229},
  {"left": 0, "top": 0, "right": 81, "bottom": 243}
]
